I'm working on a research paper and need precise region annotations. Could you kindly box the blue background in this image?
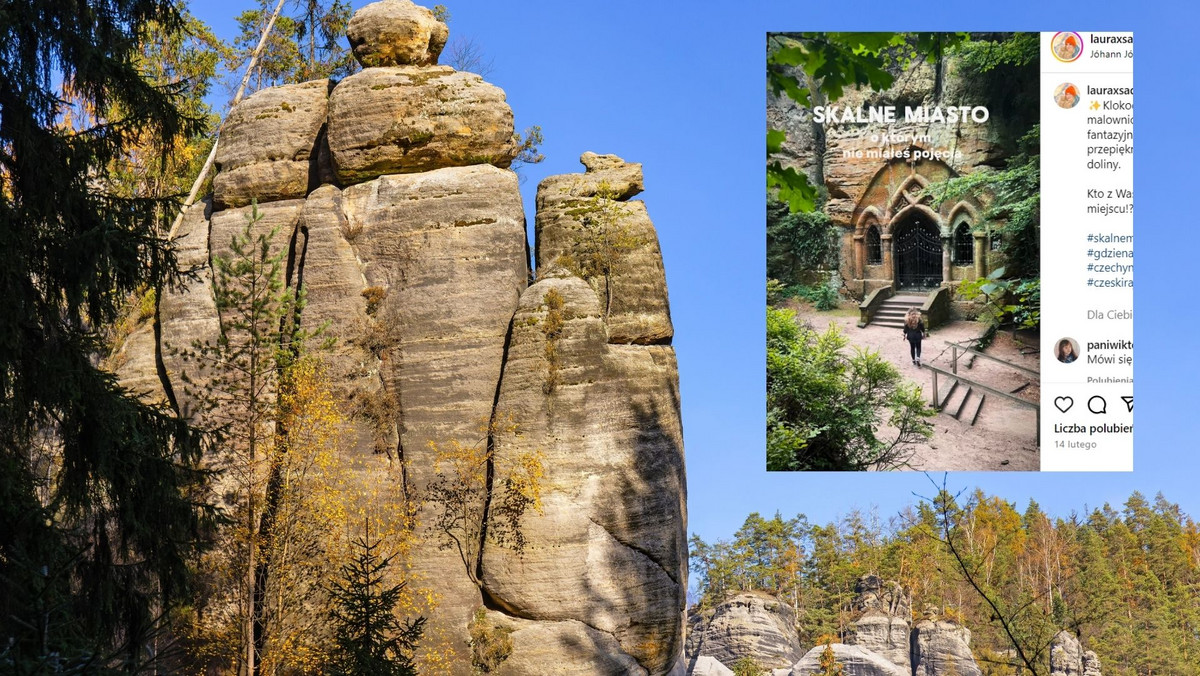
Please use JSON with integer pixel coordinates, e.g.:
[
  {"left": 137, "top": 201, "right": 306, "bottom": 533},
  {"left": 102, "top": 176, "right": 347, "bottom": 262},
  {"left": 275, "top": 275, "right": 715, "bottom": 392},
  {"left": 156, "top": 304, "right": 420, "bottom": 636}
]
[{"left": 192, "top": 1, "right": 1200, "bottom": 553}]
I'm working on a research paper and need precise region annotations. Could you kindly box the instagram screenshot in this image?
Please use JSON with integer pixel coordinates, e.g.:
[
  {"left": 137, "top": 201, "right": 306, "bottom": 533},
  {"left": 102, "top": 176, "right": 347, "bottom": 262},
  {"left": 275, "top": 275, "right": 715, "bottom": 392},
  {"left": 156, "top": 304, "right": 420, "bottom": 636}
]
[
  {"left": 767, "top": 32, "right": 1133, "bottom": 471},
  {"left": 1041, "top": 32, "right": 1134, "bottom": 471}
]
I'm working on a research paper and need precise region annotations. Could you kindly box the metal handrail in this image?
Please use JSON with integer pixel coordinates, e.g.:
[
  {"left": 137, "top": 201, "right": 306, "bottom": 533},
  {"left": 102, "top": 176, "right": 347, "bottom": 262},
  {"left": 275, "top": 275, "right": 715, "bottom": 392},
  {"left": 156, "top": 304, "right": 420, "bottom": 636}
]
[{"left": 945, "top": 341, "right": 1040, "bottom": 379}]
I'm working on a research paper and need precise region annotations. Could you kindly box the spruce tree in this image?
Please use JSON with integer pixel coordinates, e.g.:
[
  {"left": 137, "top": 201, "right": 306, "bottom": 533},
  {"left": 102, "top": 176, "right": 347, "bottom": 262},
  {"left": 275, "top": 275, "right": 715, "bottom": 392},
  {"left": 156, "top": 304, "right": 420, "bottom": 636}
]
[
  {"left": 326, "top": 523, "right": 425, "bottom": 676},
  {"left": 0, "top": 0, "right": 212, "bottom": 667}
]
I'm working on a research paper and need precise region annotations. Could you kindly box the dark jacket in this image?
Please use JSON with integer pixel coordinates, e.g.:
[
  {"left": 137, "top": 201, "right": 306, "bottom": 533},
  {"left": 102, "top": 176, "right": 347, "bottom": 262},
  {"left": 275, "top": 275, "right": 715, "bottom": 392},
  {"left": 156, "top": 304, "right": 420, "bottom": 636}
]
[{"left": 902, "top": 321, "right": 926, "bottom": 342}]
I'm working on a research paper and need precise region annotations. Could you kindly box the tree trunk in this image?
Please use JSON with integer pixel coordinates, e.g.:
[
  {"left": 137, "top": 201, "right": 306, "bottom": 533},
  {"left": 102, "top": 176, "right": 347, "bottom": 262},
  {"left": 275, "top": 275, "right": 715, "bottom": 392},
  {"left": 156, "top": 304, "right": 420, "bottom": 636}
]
[{"left": 167, "top": 0, "right": 288, "bottom": 242}]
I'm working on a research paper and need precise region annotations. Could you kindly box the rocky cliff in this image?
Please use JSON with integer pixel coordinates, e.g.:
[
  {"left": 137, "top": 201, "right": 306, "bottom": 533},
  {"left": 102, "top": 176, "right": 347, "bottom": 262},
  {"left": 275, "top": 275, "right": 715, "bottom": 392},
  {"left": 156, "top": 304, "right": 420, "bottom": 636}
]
[
  {"left": 115, "top": 1, "right": 685, "bottom": 673},
  {"left": 687, "top": 577, "right": 1104, "bottom": 676}
]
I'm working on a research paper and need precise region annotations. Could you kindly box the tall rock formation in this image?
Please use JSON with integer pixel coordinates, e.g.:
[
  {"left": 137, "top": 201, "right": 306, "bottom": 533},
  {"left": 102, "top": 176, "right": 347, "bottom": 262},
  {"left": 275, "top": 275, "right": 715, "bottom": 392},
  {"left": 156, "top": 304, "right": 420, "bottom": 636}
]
[
  {"left": 115, "top": 1, "right": 685, "bottom": 673},
  {"left": 480, "top": 154, "right": 686, "bottom": 675},
  {"left": 848, "top": 575, "right": 912, "bottom": 671}
]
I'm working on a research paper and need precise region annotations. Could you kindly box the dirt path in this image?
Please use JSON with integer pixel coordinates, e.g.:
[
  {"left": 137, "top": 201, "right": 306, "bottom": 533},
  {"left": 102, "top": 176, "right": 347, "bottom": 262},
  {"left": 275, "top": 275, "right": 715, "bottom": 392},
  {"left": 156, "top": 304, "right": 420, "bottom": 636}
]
[{"left": 784, "top": 300, "right": 1040, "bottom": 471}]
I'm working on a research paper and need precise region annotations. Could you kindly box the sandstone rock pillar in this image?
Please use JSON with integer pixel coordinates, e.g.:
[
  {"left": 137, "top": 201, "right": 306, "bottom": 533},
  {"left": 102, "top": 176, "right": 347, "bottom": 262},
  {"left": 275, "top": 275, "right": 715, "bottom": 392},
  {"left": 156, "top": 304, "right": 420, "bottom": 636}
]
[
  {"left": 847, "top": 575, "right": 911, "bottom": 671},
  {"left": 911, "top": 608, "right": 983, "bottom": 676},
  {"left": 480, "top": 154, "right": 686, "bottom": 675}
]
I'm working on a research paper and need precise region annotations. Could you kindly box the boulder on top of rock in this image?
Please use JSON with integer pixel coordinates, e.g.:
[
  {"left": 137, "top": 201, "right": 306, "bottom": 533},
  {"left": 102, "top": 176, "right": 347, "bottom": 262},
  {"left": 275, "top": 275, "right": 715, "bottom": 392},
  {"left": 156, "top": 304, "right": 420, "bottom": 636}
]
[
  {"left": 327, "top": 66, "right": 517, "bottom": 185},
  {"left": 685, "top": 592, "right": 803, "bottom": 670},
  {"left": 534, "top": 153, "right": 672, "bottom": 345},
  {"left": 537, "top": 151, "right": 644, "bottom": 207},
  {"left": 791, "top": 643, "right": 908, "bottom": 676},
  {"left": 346, "top": 0, "right": 448, "bottom": 67},
  {"left": 213, "top": 79, "right": 331, "bottom": 209},
  {"left": 853, "top": 575, "right": 911, "bottom": 617}
]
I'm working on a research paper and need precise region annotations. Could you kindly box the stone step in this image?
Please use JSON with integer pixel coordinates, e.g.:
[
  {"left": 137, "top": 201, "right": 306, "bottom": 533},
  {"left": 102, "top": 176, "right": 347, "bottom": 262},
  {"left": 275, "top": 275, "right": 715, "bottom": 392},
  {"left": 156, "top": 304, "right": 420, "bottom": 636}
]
[
  {"left": 966, "top": 392, "right": 986, "bottom": 425},
  {"left": 937, "top": 379, "right": 960, "bottom": 410},
  {"left": 944, "top": 384, "right": 974, "bottom": 420},
  {"left": 870, "top": 292, "right": 929, "bottom": 327}
]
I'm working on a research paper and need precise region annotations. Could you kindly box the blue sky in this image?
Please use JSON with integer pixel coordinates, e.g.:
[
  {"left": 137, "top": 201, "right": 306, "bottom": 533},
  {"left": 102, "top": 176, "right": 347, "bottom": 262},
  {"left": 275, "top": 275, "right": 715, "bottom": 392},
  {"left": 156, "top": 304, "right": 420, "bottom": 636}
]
[{"left": 189, "top": 1, "right": 1200, "bottom": 546}]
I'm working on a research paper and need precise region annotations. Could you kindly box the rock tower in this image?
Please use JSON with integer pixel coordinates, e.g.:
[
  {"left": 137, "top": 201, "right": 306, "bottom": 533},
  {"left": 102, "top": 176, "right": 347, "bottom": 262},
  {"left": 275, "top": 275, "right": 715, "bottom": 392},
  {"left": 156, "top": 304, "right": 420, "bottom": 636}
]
[{"left": 115, "top": 1, "right": 686, "bottom": 673}]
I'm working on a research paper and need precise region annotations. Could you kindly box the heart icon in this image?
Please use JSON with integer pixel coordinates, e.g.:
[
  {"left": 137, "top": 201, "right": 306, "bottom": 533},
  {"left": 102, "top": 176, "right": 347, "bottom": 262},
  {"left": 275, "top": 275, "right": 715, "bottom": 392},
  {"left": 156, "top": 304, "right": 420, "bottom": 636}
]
[{"left": 1054, "top": 396, "right": 1074, "bottom": 413}]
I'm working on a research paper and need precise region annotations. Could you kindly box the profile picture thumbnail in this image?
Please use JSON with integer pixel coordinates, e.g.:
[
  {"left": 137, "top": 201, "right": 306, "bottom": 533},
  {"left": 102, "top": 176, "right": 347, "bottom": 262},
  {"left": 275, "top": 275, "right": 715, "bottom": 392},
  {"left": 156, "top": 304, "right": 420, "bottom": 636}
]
[
  {"left": 1054, "top": 83, "right": 1080, "bottom": 109},
  {"left": 1052, "top": 32, "right": 1083, "bottom": 62},
  {"left": 1056, "top": 337, "right": 1080, "bottom": 364}
]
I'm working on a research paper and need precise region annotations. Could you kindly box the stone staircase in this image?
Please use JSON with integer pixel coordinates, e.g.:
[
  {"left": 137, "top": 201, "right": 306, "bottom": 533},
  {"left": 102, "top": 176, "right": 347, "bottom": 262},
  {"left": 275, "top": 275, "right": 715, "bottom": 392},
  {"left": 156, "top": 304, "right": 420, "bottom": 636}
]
[
  {"left": 871, "top": 294, "right": 928, "bottom": 329},
  {"left": 936, "top": 377, "right": 986, "bottom": 425}
]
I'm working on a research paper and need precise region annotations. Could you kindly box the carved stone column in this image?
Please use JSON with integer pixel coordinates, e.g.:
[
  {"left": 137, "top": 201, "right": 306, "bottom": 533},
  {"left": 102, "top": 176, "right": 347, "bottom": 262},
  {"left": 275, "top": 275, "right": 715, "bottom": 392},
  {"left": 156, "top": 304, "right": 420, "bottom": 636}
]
[
  {"left": 853, "top": 233, "right": 865, "bottom": 280},
  {"left": 881, "top": 234, "right": 894, "bottom": 281},
  {"left": 973, "top": 231, "right": 987, "bottom": 279},
  {"left": 941, "top": 234, "right": 952, "bottom": 285}
]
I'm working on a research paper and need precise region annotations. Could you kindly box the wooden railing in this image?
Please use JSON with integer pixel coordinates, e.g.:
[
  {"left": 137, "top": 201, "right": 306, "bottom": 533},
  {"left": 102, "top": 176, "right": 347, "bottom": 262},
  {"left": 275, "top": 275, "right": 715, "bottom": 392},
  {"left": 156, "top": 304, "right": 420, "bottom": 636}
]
[
  {"left": 925, "top": 356, "right": 1041, "bottom": 446},
  {"left": 945, "top": 341, "right": 1040, "bottom": 379}
]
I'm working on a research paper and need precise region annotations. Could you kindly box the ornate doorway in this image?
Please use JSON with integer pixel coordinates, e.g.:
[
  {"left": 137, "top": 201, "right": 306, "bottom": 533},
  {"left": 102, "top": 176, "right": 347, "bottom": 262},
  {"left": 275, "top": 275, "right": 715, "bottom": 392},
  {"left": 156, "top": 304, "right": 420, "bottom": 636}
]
[{"left": 893, "top": 214, "right": 942, "bottom": 289}]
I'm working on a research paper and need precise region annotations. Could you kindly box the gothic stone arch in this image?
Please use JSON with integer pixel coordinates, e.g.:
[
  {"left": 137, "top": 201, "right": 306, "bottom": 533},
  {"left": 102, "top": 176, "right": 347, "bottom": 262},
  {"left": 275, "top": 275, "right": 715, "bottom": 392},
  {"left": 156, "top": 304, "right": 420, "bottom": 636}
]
[{"left": 846, "top": 155, "right": 987, "bottom": 295}]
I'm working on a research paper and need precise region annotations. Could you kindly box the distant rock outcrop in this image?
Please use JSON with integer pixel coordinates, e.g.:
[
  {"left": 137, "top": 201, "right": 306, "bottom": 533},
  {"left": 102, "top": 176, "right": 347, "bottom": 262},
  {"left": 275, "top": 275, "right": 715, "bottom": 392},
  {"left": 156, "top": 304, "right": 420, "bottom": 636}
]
[
  {"left": 848, "top": 574, "right": 912, "bottom": 671},
  {"left": 791, "top": 644, "right": 909, "bottom": 676},
  {"left": 687, "top": 579, "right": 1106, "bottom": 676},
  {"left": 685, "top": 592, "right": 804, "bottom": 670},
  {"left": 115, "top": 2, "right": 684, "bottom": 674},
  {"left": 910, "top": 607, "right": 982, "bottom": 676},
  {"left": 1051, "top": 631, "right": 1104, "bottom": 676}
]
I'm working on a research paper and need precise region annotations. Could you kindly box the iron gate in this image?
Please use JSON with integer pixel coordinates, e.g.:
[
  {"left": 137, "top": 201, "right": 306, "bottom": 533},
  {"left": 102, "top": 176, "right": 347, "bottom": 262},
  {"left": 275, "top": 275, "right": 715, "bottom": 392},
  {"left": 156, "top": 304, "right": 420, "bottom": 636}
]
[{"left": 894, "top": 218, "right": 942, "bottom": 289}]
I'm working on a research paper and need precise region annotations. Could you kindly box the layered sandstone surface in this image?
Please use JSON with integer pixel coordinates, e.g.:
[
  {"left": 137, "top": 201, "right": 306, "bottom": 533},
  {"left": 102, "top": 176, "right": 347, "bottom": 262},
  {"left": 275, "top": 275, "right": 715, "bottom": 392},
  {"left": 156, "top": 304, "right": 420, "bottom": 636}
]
[{"left": 115, "top": 2, "right": 685, "bottom": 673}]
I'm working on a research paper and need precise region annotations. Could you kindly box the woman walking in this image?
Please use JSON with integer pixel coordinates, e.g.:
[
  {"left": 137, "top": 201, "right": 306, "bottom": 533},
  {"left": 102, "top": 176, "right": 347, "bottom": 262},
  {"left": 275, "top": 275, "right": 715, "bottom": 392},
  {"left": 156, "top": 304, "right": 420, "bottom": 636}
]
[{"left": 902, "top": 308, "right": 927, "bottom": 367}]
